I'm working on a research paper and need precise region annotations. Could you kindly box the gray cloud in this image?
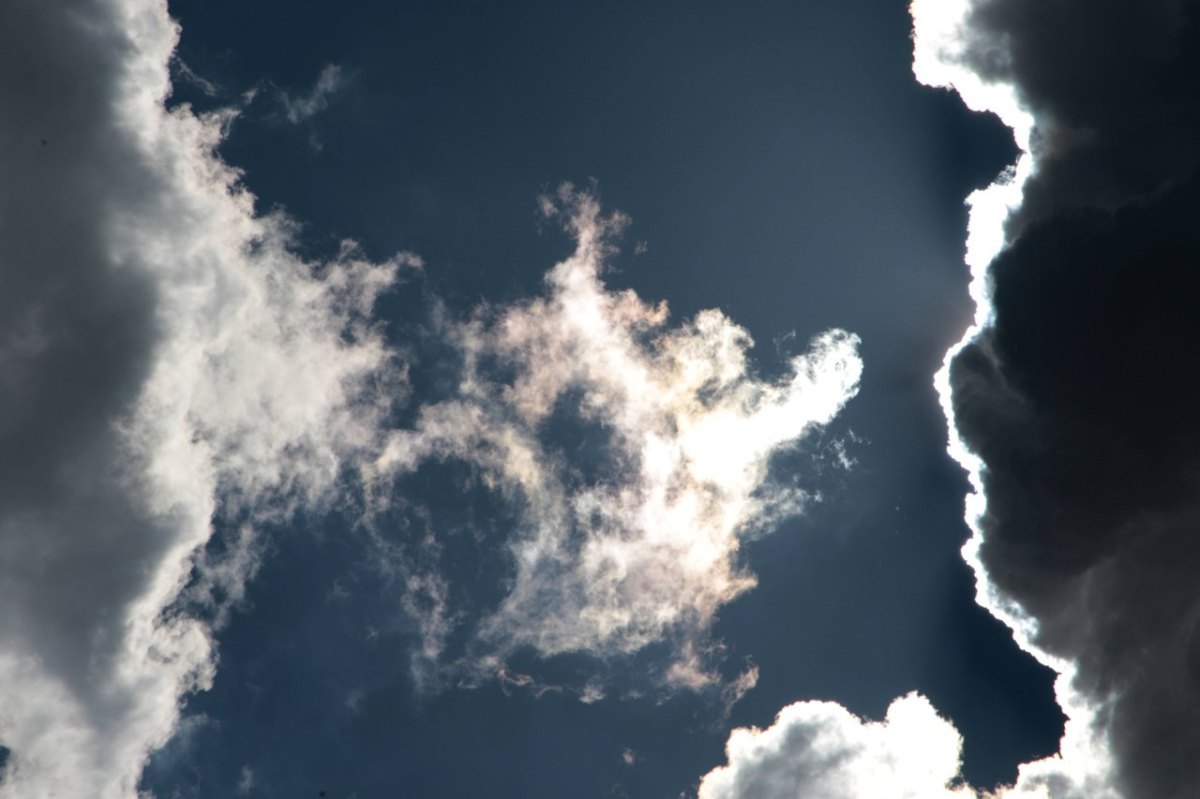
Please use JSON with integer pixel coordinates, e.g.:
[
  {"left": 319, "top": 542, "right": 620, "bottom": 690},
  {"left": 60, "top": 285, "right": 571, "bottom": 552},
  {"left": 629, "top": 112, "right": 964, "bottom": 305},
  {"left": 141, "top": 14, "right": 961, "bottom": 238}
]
[
  {"left": 0, "top": 1, "right": 407, "bottom": 795},
  {"left": 371, "top": 185, "right": 862, "bottom": 692}
]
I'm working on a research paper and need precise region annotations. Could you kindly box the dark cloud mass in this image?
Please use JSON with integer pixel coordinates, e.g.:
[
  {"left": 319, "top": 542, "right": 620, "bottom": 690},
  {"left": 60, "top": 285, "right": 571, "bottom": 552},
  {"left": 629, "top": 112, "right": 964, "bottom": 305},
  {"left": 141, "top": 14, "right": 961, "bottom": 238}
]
[
  {"left": 945, "top": 0, "right": 1200, "bottom": 795},
  {"left": 963, "top": 0, "right": 1200, "bottom": 227}
]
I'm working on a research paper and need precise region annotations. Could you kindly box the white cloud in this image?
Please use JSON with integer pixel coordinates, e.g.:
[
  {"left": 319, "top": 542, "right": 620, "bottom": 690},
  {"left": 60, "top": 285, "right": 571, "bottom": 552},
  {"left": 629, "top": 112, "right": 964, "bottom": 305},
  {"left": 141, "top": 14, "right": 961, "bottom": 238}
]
[
  {"left": 172, "top": 56, "right": 220, "bottom": 98},
  {"left": 373, "top": 185, "right": 862, "bottom": 687},
  {"left": 911, "top": 0, "right": 1123, "bottom": 792},
  {"left": 0, "top": 1, "right": 408, "bottom": 796},
  {"left": 698, "top": 692, "right": 1117, "bottom": 799},
  {"left": 698, "top": 694, "right": 972, "bottom": 799}
]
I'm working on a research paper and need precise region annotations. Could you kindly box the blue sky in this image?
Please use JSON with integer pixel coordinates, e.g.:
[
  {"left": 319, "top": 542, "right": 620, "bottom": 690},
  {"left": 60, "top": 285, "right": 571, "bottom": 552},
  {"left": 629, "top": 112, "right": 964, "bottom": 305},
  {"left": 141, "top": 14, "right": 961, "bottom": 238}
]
[
  {"left": 6, "top": 0, "right": 1197, "bottom": 797},
  {"left": 155, "top": 0, "right": 1054, "bottom": 793}
]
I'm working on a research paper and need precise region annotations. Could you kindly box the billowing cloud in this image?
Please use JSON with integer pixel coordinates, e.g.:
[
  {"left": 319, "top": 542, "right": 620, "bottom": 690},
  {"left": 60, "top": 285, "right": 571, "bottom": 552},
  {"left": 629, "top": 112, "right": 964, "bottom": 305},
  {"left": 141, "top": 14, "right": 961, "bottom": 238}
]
[
  {"left": 0, "top": 0, "right": 407, "bottom": 796},
  {"left": 698, "top": 694, "right": 972, "bottom": 799},
  {"left": 918, "top": 0, "right": 1200, "bottom": 796},
  {"left": 373, "top": 185, "right": 862, "bottom": 689}
]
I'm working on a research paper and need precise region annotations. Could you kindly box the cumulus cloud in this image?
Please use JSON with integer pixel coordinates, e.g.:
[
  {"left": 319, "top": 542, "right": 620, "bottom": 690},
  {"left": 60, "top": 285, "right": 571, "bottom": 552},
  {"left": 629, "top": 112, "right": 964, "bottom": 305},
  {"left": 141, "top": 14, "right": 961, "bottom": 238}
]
[
  {"left": 698, "top": 692, "right": 1118, "bottom": 799},
  {"left": 699, "top": 694, "right": 973, "bottom": 799},
  {"left": 0, "top": 0, "right": 407, "bottom": 796},
  {"left": 372, "top": 185, "right": 862, "bottom": 689}
]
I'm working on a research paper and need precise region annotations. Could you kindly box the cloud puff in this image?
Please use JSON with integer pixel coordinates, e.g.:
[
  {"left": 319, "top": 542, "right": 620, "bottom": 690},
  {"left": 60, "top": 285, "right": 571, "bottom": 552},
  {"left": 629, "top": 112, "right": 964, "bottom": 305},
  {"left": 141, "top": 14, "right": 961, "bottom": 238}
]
[
  {"left": 0, "top": 0, "right": 406, "bottom": 796},
  {"left": 698, "top": 694, "right": 973, "bottom": 799},
  {"left": 698, "top": 692, "right": 1117, "bottom": 799},
  {"left": 373, "top": 185, "right": 862, "bottom": 689}
]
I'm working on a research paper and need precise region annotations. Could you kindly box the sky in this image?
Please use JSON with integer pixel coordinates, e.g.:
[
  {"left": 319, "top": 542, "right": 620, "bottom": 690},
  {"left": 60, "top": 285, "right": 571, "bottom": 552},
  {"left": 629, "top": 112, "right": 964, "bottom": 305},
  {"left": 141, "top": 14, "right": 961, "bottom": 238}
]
[{"left": 1, "top": 0, "right": 1197, "bottom": 797}]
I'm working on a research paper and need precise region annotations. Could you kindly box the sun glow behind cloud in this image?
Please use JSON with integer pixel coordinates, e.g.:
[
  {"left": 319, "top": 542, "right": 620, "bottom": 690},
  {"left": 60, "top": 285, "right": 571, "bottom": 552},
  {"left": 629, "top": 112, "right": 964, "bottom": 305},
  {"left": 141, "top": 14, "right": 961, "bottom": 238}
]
[{"left": 697, "top": 1, "right": 1130, "bottom": 796}]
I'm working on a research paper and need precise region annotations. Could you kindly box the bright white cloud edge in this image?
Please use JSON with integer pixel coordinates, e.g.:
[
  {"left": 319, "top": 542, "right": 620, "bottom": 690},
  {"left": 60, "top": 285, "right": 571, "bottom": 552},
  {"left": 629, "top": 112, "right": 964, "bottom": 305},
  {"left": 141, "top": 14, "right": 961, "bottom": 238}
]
[{"left": 696, "top": 2, "right": 1119, "bottom": 798}]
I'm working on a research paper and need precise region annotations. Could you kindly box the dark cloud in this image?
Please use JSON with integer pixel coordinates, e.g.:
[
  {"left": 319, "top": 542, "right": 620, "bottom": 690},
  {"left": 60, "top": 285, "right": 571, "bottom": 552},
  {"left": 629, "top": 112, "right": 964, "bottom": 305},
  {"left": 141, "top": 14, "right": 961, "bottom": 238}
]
[
  {"left": 942, "top": 0, "right": 1200, "bottom": 796},
  {"left": 961, "top": 0, "right": 1200, "bottom": 227}
]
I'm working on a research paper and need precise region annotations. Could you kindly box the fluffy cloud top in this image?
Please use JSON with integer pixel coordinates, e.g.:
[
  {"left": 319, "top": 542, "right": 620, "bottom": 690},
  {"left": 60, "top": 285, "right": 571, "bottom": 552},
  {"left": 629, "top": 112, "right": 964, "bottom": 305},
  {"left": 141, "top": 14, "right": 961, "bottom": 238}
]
[
  {"left": 699, "top": 694, "right": 973, "bottom": 799},
  {"left": 282, "top": 63, "right": 346, "bottom": 124},
  {"left": 374, "top": 186, "right": 862, "bottom": 688},
  {"left": 0, "top": 0, "right": 406, "bottom": 796},
  {"left": 698, "top": 692, "right": 1117, "bottom": 799}
]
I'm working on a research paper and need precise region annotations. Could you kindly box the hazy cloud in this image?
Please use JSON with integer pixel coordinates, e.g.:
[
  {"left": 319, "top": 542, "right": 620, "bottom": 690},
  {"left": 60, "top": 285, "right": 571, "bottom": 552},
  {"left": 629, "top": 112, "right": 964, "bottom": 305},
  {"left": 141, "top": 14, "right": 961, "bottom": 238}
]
[
  {"left": 373, "top": 185, "right": 862, "bottom": 689},
  {"left": 0, "top": 1, "right": 406, "bottom": 796},
  {"left": 282, "top": 64, "right": 346, "bottom": 124}
]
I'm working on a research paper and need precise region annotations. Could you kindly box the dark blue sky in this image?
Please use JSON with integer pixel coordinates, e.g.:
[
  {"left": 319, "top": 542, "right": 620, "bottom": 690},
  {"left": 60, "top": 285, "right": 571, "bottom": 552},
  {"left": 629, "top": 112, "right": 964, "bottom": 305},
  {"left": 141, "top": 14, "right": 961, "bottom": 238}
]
[{"left": 144, "top": 1, "right": 1060, "bottom": 796}]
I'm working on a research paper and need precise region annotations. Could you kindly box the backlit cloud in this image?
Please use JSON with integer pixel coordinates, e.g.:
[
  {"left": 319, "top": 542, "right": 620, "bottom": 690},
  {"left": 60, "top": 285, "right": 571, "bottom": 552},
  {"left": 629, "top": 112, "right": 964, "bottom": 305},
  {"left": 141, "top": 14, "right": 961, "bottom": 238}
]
[
  {"left": 924, "top": 0, "right": 1200, "bottom": 796},
  {"left": 373, "top": 185, "right": 862, "bottom": 689},
  {"left": 698, "top": 692, "right": 1117, "bottom": 799}
]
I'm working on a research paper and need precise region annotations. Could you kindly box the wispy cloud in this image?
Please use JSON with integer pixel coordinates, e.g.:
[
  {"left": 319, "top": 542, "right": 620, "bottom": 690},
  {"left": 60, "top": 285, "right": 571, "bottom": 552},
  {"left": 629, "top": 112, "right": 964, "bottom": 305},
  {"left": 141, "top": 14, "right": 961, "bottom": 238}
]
[
  {"left": 171, "top": 55, "right": 221, "bottom": 98},
  {"left": 372, "top": 185, "right": 862, "bottom": 691},
  {"left": 0, "top": 2, "right": 409, "bottom": 796},
  {"left": 920, "top": 0, "right": 1200, "bottom": 795},
  {"left": 281, "top": 63, "right": 346, "bottom": 124}
]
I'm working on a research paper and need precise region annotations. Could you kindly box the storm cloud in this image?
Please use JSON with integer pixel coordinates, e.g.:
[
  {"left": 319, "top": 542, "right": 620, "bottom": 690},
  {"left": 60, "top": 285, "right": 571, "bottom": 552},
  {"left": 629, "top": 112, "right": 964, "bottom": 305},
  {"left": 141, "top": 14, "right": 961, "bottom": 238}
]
[{"left": 700, "top": 0, "right": 1200, "bottom": 796}]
